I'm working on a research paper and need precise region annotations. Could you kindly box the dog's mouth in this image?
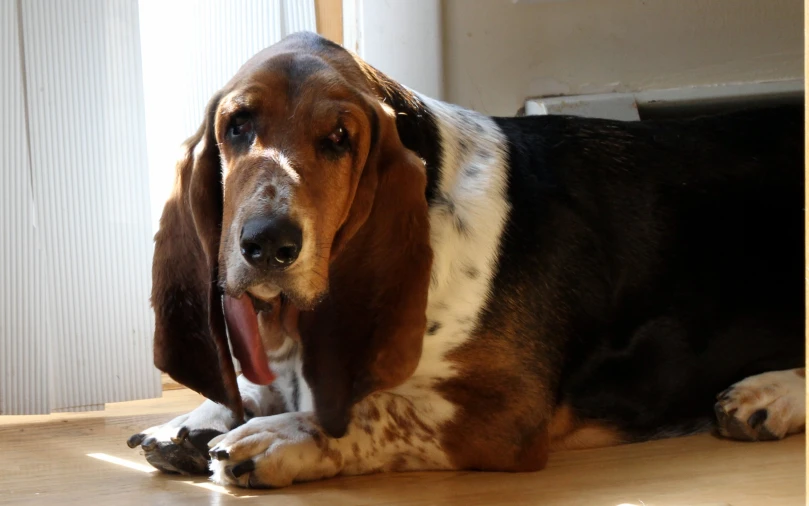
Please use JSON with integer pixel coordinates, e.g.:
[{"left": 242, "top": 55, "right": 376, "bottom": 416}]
[{"left": 223, "top": 286, "right": 300, "bottom": 386}]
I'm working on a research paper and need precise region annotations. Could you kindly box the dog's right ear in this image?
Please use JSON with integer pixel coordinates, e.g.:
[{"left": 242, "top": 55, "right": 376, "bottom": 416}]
[{"left": 150, "top": 93, "right": 243, "bottom": 420}]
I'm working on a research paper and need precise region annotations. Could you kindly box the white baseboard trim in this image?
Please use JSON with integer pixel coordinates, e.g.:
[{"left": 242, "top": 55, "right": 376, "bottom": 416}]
[{"left": 524, "top": 79, "right": 803, "bottom": 120}]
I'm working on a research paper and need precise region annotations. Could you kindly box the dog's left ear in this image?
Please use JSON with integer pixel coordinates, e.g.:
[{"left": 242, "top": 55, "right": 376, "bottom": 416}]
[
  {"left": 298, "top": 102, "right": 433, "bottom": 437},
  {"left": 151, "top": 93, "right": 244, "bottom": 420}
]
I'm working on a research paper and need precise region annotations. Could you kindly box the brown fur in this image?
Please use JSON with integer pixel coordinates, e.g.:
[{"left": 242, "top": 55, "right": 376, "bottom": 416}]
[
  {"left": 296, "top": 96, "right": 433, "bottom": 435},
  {"left": 437, "top": 319, "right": 555, "bottom": 472}
]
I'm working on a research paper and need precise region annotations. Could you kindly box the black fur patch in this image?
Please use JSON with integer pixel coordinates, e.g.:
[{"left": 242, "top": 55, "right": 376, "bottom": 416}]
[
  {"left": 458, "top": 138, "right": 470, "bottom": 157},
  {"left": 470, "top": 105, "right": 804, "bottom": 441},
  {"left": 464, "top": 265, "right": 480, "bottom": 279},
  {"left": 350, "top": 58, "right": 443, "bottom": 202},
  {"left": 291, "top": 372, "right": 300, "bottom": 412},
  {"left": 464, "top": 163, "right": 482, "bottom": 178},
  {"left": 454, "top": 216, "right": 468, "bottom": 237},
  {"left": 432, "top": 192, "right": 469, "bottom": 237}
]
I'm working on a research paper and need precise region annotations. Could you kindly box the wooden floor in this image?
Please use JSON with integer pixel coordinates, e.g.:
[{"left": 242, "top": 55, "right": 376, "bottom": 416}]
[{"left": 0, "top": 388, "right": 804, "bottom": 506}]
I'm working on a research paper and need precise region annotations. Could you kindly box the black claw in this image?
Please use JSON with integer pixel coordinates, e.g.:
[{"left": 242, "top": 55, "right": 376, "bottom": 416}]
[
  {"left": 716, "top": 388, "right": 733, "bottom": 401},
  {"left": 210, "top": 448, "right": 230, "bottom": 461},
  {"left": 747, "top": 409, "right": 769, "bottom": 429},
  {"left": 725, "top": 415, "right": 755, "bottom": 441},
  {"left": 142, "top": 437, "right": 158, "bottom": 451},
  {"left": 171, "top": 426, "right": 190, "bottom": 444},
  {"left": 127, "top": 433, "right": 145, "bottom": 449},
  {"left": 230, "top": 460, "right": 255, "bottom": 478},
  {"left": 758, "top": 425, "right": 780, "bottom": 441}
]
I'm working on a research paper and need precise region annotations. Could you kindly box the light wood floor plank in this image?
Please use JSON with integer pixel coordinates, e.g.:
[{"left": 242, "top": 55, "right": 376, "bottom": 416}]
[{"left": 0, "top": 388, "right": 804, "bottom": 505}]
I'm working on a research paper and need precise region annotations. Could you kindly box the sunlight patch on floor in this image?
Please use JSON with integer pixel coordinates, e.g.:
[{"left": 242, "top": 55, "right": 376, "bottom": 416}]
[
  {"left": 87, "top": 452, "right": 157, "bottom": 473},
  {"left": 87, "top": 453, "right": 257, "bottom": 498}
]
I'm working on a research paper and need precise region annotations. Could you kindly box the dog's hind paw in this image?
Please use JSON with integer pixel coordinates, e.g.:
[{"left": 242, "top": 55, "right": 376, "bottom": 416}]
[{"left": 714, "top": 368, "right": 805, "bottom": 441}]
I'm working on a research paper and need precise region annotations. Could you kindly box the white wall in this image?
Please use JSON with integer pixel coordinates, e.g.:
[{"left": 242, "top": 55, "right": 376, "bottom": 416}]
[
  {"left": 347, "top": 0, "right": 443, "bottom": 100},
  {"left": 443, "top": 0, "right": 804, "bottom": 116}
]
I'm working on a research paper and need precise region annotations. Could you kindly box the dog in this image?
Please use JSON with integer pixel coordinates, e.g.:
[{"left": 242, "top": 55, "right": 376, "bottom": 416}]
[{"left": 127, "top": 32, "right": 805, "bottom": 488}]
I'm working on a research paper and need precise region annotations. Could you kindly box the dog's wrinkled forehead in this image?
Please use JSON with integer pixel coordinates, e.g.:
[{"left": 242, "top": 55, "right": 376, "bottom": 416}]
[{"left": 220, "top": 33, "right": 370, "bottom": 104}]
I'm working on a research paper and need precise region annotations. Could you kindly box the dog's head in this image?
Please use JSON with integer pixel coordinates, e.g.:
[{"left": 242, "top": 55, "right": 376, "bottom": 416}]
[{"left": 151, "top": 32, "right": 432, "bottom": 436}]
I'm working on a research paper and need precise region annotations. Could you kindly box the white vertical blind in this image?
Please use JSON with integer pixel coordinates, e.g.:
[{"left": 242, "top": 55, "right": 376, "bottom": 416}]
[
  {"left": 139, "top": 0, "right": 316, "bottom": 234},
  {"left": 0, "top": 0, "right": 49, "bottom": 415},
  {"left": 1, "top": 0, "right": 317, "bottom": 414},
  {"left": 283, "top": 0, "right": 317, "bottom": 35},
  {"left": 18, "top": 0, "right": 159, "bottom": 413}
]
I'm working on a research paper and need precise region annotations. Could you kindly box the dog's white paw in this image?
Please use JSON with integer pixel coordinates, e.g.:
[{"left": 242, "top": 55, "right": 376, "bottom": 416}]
[
  {"left": 715, "top": 368, "right": 806, "bottom": 441},
  {"left": 127, "top": 400, "right": 240, "bottom": 475},
  {"left": 209, "top": 412, "right": 340, "bottom": 488}
]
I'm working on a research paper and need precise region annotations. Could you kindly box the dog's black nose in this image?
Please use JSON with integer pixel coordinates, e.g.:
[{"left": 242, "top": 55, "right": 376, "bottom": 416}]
[{"left": 240, "top": 216, "right": 302, "bottom": 269}]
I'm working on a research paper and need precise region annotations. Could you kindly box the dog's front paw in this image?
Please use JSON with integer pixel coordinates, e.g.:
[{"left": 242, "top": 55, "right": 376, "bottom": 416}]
[
  {"left": 127, "top": 401, "right": 238, "bottom": 475},
  {"left": 715, "top": 368, "right": 806, "bottom": 441},
  {"left": 209, "top": 412, "right": 340, "bottom": 488}
]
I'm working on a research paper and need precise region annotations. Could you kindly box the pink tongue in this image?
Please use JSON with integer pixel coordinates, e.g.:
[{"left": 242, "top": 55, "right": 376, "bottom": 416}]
[{"left": 223, "top": 295, "right": 276, "bottom": 385}]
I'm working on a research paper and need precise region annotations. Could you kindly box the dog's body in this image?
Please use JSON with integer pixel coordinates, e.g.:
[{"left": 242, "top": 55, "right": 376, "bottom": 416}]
[{"left": 129, "top": 33, "right": 805, "bottom": 488}]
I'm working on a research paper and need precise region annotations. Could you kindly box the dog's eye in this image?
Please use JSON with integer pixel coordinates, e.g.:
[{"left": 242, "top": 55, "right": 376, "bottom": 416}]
[
  {"left": 228, "top": 115, "right": 253, "bottom": 140},
  {"left": 322, "top": 126, "right": 350, "bottom": 155},
  {"left": 328, "top": 127, "right": 346, "bottom": 146}
]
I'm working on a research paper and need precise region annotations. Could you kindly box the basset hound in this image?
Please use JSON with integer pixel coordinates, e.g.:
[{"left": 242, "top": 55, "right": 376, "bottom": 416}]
[{"left": 128, "top": 32, "right": 805, "bottom": 488}]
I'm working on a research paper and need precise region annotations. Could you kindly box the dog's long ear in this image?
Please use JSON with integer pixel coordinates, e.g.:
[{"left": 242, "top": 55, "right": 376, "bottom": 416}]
[
  {"left": 299, "top": 102, "right": 433, "bottom": 437},
  {"left": 151, "top": 93, "right": 243, "bottom": 420}
]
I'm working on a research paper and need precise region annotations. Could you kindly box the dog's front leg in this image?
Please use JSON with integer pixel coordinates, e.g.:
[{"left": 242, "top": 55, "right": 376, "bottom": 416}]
[
  {"left": 208, "top": 391, "right": 453, "bottom": 488},
  {"left": 127, "top": 374, "right": 287, "bottom": 475}
]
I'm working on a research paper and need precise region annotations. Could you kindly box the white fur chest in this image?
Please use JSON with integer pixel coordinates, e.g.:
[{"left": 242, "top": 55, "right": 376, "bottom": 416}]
[{"left": 403, "top": 98, "right": 512, "bottom": 384}]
